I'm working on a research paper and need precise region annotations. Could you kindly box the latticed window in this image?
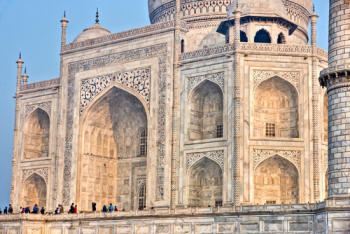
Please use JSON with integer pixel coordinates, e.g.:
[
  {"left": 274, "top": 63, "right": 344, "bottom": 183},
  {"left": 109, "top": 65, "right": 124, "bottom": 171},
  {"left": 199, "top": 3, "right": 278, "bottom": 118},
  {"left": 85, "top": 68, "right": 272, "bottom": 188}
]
[
  {"left": 140, "top": 128, "right": 147, "bottom": 156},
  {"left": 266, "top": 200, "right": 276, "bottom": 205},
  {"left": 266, "top": 123, "right": 276, "bottom": 137},
  {"left": 138, "top": 184, "right": 146, "bottom": 210},
  {"left": 217, "top": 124, "right": 223, "bottom": 138}
]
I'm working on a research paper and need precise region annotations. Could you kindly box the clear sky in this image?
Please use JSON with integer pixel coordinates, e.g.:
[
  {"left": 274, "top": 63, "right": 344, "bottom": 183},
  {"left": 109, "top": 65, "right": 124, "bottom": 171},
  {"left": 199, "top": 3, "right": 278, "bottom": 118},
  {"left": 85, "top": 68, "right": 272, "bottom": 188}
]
[{"left": 0, "top": 0, "right": 329, "bottom": 208}]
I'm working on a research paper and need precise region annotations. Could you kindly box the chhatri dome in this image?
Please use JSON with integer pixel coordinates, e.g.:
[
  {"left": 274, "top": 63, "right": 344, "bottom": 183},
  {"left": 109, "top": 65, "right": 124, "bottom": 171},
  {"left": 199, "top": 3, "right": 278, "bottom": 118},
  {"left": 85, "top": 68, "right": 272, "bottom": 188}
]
[
  {"left": 74, "top": 10, "right": 111, "bottom": 43},
  {"left": 227, "top": 0, "right": 288, "bottom": 19}
]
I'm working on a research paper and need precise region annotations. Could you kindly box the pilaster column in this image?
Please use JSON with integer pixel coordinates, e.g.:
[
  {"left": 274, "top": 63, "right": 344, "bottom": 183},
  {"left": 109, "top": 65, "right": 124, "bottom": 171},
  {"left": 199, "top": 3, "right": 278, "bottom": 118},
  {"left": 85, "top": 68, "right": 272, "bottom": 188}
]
[
  {"left": 311, "top": 9, "right": 321, "bottom": 201},
  {"left": 232, "top": 7, "right": 242, "bottom": 205}
]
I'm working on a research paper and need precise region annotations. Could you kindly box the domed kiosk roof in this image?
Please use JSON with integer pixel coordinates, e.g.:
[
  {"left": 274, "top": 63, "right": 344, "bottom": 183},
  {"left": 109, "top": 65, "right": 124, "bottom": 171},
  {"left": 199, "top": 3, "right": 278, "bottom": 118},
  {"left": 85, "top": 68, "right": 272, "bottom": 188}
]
[
  {"left": 74, "top": 23, "right": 111, "bottom": 43},
  {"left": 228, "top": 0, "right": 288, "bottom": 19}
]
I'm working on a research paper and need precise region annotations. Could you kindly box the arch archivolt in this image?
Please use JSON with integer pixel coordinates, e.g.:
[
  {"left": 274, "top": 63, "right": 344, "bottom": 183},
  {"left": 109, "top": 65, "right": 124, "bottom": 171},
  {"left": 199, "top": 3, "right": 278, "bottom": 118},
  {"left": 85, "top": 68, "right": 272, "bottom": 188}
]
[
  {"left": 24, "top": 102, "right": 52, "bottom": 120},
  {"left": 80, "top": 67, "right": 151, "bottom": 115},
  {"left": 186, "top": 150, "right": 224, "bottom": 171},
  {"left": 252, "top": 149, "right": 301, "bottom": 173},
  {"left": 252, "top": 70, "right": 300, "bottom": 92},
  {"left": 187, "top": 72, "right": 224, "bottom": 96},
  {"left": 22, "top": 168, "right": 48, "bottom": 185}
]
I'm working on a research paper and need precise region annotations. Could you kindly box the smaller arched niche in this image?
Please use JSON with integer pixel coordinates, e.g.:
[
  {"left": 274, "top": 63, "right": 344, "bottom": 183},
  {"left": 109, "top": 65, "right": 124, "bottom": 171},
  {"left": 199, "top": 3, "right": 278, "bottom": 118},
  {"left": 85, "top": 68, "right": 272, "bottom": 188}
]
[
  {"left": 188, "top": 157, "right": 223, "bottom": 207},
  {"left": 23, "top": 109, "right": 50, "bottom": 160},
  {"left": 277, "top": 33, "right": 286, "bottom": 44},
  {"left": 254, "top": 29, "right": 271, "bottom": 43},
  {"left": 188, "top": 80, "right": 223, "bottom": 141},
  {"left": 22, "top": 174, "right": 47, "bottom": 208},
  {"left": 240, "top": 31, "right": 248, "bottom": 42},
  {"left": 254, "top": 156, "right": 299, "bottom": 205},
  {"left": 254, "top": 77, "right": 299, "bottom": 138}
]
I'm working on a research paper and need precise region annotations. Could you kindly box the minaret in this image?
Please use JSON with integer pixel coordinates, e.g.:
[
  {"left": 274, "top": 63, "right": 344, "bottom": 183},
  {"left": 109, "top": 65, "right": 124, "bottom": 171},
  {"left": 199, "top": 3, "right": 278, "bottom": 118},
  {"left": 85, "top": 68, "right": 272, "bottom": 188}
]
[
  {"left": 16, "top": 53, "right": 24, "bottom": 92},
  {"left": 22, "top": 68, "right": 29, "bottom": 84},
  {"left": 60, "top": 11, "right": 69, "bottom": 49},
  {"left": 310, "top": 4, "right": 321, "bottom": 201},
  {"left": 10, "top": 53, "right": 24, "bottom": 208},
  {"left": 319, "top": 0, "right": 350, "bottom": 201}
]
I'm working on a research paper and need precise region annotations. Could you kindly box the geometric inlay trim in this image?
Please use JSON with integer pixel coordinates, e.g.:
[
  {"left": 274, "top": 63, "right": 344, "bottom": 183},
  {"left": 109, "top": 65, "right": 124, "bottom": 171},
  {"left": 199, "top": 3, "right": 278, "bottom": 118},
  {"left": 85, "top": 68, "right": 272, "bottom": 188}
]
[
  {"left": 24, "top": 101, "right": 52, "bottom": 119},
  {"left": 187, "top": 72, "right": 224, "bottom": 94},
  {"left": 252, "top": 70, "right": 300, "bottom": 91},
  {"left": 22, "top": 167, "right": 49, "bottom": 184},
  {"left": 252, "top": 148, "right": 301, "bottom": 172},
  {"left": 186, "top": 150, "right": 224, "bottom": 171},
  {"left": 80, "top": 67, "right": 151, "bottom": 115}
]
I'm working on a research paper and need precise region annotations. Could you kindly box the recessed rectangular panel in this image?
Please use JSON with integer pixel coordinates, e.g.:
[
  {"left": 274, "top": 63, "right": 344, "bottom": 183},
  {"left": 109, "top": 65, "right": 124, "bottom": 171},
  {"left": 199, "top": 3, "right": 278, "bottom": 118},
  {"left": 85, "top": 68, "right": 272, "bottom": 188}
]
[
  {"left": 117, "top": 225, "right": 132, "bottom": 234},
  {"left": 240, "top": 223, "right": 259, "bottom": 232},
  {"left": 289, "top": 222, "right": 309, "bottom": 232},
  {"left": 81, "top": 228, "right": 96, "bottom": 234},
  {"left": 217, "top": 223, "right": 234, "bottom": 233},
  {"left": 333, "top": 219, "right": 350, "bottom": 231},
  {"left": 135, "top": 224, "right": 150, "bottom": 234},
  {"left": 174, "top": 224, "right": 191, "bottom": 234},
  {"left": 195, "top": 224, "right": 212, "bottom": 234},
  {"left": 156, "top": 224, "right": 171, "bottom": 233},
  {"left": 99, "top": 226, "right": 113, "bottom": 234},
  {"left": 264, "top": 221, "right": 283, "bottom": 232}
]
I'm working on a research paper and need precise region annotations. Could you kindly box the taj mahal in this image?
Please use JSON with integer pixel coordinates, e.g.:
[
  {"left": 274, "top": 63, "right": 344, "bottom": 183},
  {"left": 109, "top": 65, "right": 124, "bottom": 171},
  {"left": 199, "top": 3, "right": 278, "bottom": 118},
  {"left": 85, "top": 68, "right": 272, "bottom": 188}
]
[{"left": 0, "top": 0, "right": 350, "bottom": 233}]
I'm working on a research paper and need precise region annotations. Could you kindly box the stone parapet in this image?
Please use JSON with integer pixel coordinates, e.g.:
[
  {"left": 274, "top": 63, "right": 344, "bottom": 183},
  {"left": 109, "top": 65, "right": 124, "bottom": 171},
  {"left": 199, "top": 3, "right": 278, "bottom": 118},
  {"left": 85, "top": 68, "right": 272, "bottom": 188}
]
[
  {"left": 19, "top": 78, "right": 60, "bottom": 93},
  {"left": 1, "top": 204, "right": 350, "bottom": 233},
  {"left": 180, "top": 43, "right": 327, "bottom": 62},
  {"left": 61, "top": 21, "right": 184, "bottom": 54}
]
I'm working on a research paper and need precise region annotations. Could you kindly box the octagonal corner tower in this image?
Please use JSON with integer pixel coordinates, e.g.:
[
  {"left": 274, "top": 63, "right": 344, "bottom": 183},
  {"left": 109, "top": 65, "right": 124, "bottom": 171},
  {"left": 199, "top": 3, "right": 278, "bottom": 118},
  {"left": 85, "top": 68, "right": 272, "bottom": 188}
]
[{"left": 149, "top": 0, "right": 312, "bottom": 34}]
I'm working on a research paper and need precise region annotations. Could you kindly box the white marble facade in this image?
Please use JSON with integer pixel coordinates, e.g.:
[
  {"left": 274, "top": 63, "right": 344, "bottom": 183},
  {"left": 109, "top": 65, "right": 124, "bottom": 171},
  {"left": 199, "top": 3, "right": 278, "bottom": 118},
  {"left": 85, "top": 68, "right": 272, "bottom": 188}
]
[{"left": 4, "top": 0, "right": 350, "bottom": 233}]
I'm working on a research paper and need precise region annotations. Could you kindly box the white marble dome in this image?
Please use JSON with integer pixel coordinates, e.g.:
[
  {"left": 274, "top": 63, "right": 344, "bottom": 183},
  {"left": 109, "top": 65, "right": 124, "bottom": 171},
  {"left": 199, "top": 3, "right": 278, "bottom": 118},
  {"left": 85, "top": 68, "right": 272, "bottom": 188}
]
[{"left": 74, "top": 23, "right": 111, "bottom": 43}]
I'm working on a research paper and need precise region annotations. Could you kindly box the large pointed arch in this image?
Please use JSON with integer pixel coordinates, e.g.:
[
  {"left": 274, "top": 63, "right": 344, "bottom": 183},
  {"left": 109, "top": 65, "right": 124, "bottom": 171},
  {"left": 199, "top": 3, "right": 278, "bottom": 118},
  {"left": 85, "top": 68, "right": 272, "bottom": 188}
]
[
  {"left": 188, "top": 80, "right": 223, "bottom": 141},
  {"left": 188, "top": 157, "right": 223, "bottom": 207},
  {"left": 78, "top": 86, "right": 148, "bottom": 211},
  {"left": 23, "top": 108, "right": 50, "bottom": 160},
  {"left": 253, "top": 76, "right": 299, "bottom": 138},
  {"left": 254, "top": 156, "right": 299, "bottom": 205},
  {"left": 21, "top": 173, "right": 47, "bottom": 208}
]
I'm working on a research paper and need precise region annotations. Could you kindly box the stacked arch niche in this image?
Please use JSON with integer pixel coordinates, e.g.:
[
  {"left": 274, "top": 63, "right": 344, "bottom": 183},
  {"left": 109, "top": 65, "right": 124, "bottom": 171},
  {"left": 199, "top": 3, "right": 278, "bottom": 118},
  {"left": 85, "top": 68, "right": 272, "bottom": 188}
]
[
  {"left": 254, "top": 156, "right": 299, "bottom": 205},
  {"left": 188, "top": 157, "right": 223, "bottom": 207},
  {"left": 23, "top": 109, "right": 50, "bottom": 159},
  {"left": 21, "top": 174, "right": 47, "bottom": 209},
  {"left": 188, "top": 80, "right": 223, "bottom": 141},
  {"left": 253, "top": 77, "right": 299, "bottom": 138},
  {"left": 78, "top": 87, "right": 148, "bottom": 212}
]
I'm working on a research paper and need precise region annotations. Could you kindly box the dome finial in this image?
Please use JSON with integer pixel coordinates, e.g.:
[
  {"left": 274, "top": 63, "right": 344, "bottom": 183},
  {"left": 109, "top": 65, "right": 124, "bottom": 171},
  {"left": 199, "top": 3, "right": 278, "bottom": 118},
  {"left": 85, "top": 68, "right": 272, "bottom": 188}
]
[
  {"left": 64, "top": 10, "right": 66, "bottom": 18},
  {"left": 312, "top": 4, "right": 315, "bottom": 13},
  {"left": 19, "top": 52, "right": 21, "bottom": 59},
  {"left": 95, "top": 8, "right": 99, "bottom": 24}
]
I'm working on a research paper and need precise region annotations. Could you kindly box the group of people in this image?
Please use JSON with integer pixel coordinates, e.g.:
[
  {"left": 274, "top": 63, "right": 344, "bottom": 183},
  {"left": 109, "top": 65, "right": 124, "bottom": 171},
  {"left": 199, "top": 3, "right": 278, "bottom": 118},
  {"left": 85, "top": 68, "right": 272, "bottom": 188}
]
[
  {"left": 0, "top": 204, "right": 13, "bottom": 214},
  {"left": 54, "top": 204, "right": 64, "bottom": 214},
  {"left": 101, "top": 203, "right": 118, "bottom": 212},
  {"left": 68, "top": 203, "right": 78, "bottom": 214},
  {"left": 19, "top": 204, "right": 45, "bottom": 214},
  {"left": 0, "top": 204, "right": 45, "bottom": 215},
  {"left": 0, "top": 202, "right": 121, "bottom": 215}
]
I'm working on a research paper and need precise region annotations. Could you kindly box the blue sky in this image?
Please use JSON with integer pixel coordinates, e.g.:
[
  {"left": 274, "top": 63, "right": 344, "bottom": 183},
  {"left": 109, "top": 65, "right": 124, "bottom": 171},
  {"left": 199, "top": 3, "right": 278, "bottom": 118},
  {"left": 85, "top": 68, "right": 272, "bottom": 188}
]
[{"left": 0, "top": 0, "right": 328, "bottom": 208}]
